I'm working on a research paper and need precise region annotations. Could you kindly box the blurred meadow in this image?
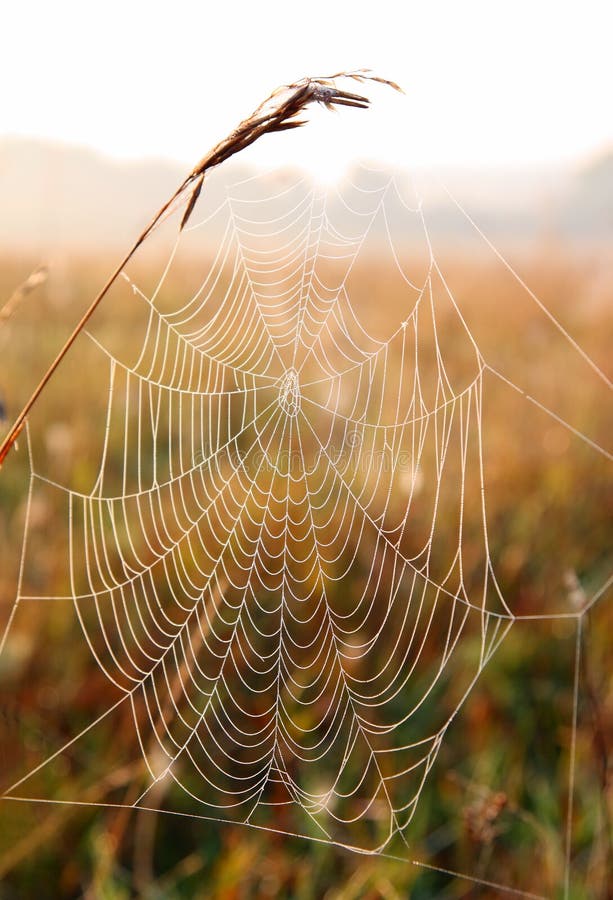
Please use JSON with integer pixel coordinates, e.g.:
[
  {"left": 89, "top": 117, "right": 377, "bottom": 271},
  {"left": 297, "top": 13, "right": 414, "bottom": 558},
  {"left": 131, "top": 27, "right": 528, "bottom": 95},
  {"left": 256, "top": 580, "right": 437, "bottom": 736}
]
[{"left": 0, "top": 152, "right": 611, "bottom": 900}]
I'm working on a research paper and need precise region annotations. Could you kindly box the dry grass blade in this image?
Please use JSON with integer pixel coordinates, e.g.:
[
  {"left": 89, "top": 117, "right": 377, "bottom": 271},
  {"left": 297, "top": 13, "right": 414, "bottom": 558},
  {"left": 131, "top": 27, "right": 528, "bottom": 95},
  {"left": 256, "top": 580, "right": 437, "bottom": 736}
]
[
  {"left": 0, "top": 265, "right": 48, "bottom": 425},
  {"left": 0, "top": 265, "right": 48, "bottom": 326}
]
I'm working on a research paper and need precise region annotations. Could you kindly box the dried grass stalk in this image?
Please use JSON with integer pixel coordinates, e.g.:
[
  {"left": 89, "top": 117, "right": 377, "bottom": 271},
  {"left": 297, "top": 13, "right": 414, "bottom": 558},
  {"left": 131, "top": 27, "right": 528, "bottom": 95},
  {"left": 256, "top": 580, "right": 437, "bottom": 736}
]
[{"left": 0, "top": 70, "right": 400, "bottom": 467}]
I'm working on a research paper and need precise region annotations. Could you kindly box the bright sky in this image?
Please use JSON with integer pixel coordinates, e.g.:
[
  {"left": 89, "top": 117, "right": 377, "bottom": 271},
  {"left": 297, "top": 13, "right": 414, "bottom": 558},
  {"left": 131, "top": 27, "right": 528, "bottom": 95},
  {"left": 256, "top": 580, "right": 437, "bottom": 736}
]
[{"left": 3, "top": 0, "right": 613, "bottom": 180}]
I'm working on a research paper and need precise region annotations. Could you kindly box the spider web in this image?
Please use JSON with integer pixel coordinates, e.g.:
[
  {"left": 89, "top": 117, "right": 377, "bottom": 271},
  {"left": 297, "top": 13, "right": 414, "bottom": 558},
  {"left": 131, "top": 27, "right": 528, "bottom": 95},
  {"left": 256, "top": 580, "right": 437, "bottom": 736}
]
[{"left": 0, "top": 161, "right": 610, "bottom": 896}]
